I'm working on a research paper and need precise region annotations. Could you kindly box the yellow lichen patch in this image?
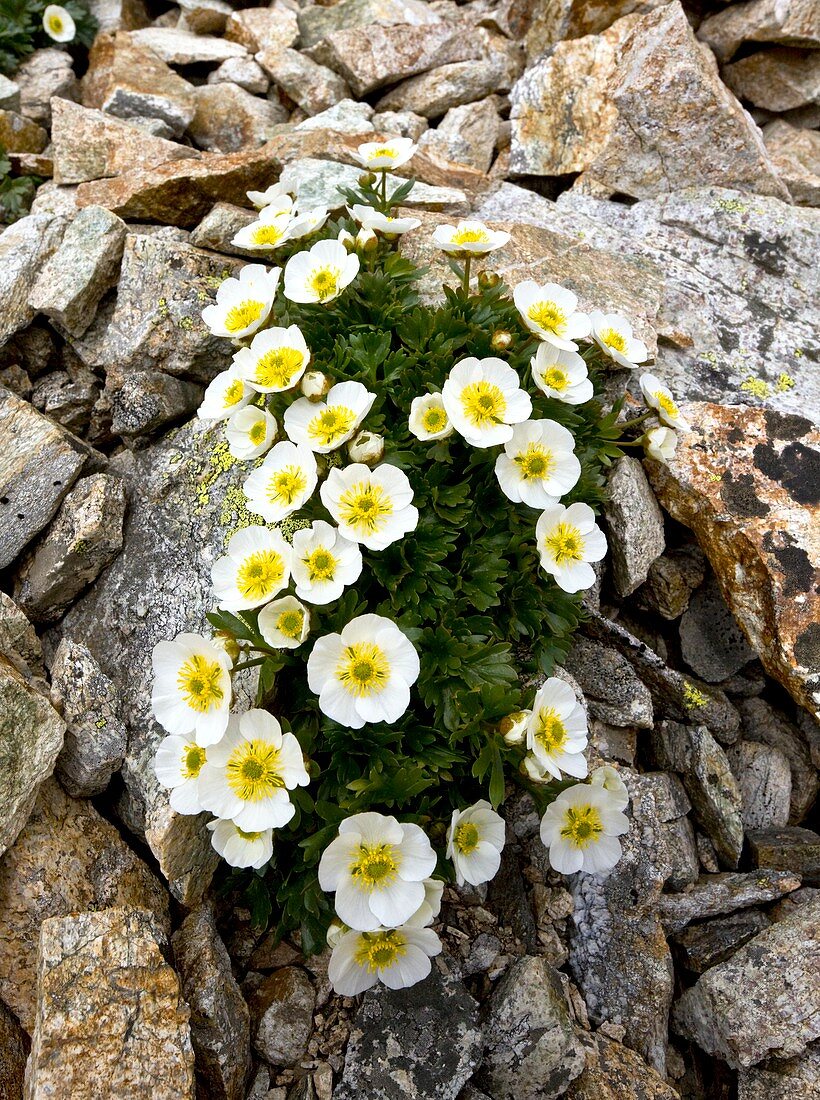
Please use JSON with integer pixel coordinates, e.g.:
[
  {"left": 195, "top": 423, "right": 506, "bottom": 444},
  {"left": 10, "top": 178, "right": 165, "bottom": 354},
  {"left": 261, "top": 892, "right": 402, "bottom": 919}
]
[{"left": 682, "top": 682, "right": 708, "bottom": 710}]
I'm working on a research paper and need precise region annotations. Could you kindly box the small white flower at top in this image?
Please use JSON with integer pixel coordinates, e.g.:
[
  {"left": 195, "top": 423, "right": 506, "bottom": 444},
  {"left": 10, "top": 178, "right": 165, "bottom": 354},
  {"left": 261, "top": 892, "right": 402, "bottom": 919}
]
[
  {"left": 284, "top": 239, "right": 360, "bottom": 305},
  {"left": 514, "top": 281, "right": 590, "bottom": 351},
  {"left": 442, "top": 356, "right": 532, "bottom": 449},
  {"left": 307, "top": 613, "right": 419, "bottom": 728},
  {"left": 540, "top": 781, "right": 629, "bottom": 875},
  {"left": 246, "top": 183, "right": 294, "bottom": 213},
  {"left": 409, "top": 393, "right": 453, "bottom": 442},
  {"left": 232, "top": 207, "right": 295, "bottom": 252},
  {"left": 536, "top": 502, "right": 607, "bottom": 593},
  {"left": 318, "top": 810, "right": 436, "bottom": 930},
  {"left": 202, "top": 264, "right": 280, "bottom": 340},
  {"left": 499, "top": 709, "right": 530, "bottom": 745},
  {"left": 320, "top": 462, "right": 418, "bottom": 551},
  {"left": 348, "top": 430, "right": 384, "bottom": 465},
  {"left": 43, "top": 4, "right": 75, "bottom": 42},
  {"left": 198, "top": 709, "right": 309, "bottom": 831},
  {"left": 327, "top": 924, "right": 442, "bottom": 996},
  {"left": 639, "top": 373, "right": 690, "bottom": 432},
  {"left": 355, "top": 138, "right": 417, "bottom": 171},
  {"left": 208, "top": 819, "right": 274, "bottom": 869},
  {"left": 349, "top": 204, "right": 421, "bottom": 236},
  {"left": 526, "top": 676, "right": 588, "bottom": 781},
  {"left": 495, "top": 419, "right": 581, "bottom": 509},
  {"left": 284, "top": 380, "right": 375, "bottom": 454},
  {"left": 243, "top": 440, "right": 318, "bottom": 523},
  {"left": 258, "top": 595, "right": 311, "bottom": 649},
  {"left": 225, "top": 406, "right": 277, "bottom": 461},
  {"left": 643, "top": 425, "right": 677, "bottom": 465},
  {"left": 154, "top": 734, "right": 209, "bottom": 814},
  {"left": 151, "top": 632, "right": 232, "bottom": 746},
  {"left": 291, "top": 520, "right": 363, "bottom": 605},
  {"left": 589, "top": 311, "right": 648, "bottom": 367},
  {"left": 531, "top": 345, "right": 594, "bottom": 406},
  {"left": 198, "top": 365, "right": 253, "bottom": 421},
  {"left": 432, "top": 220, "right": 510, "bottom": 256},
  {"left": 286, "top": 206, "right": 331, "bottom": 241},
  {"left": 446, "top": 800, "right": 506, "bottom": 887},
  {"left": 590, "top": 765, "right": 629, "bottom": 811},
  {"left": 211, "top": 526, "right": 292, "bottom": 611},
  {"left": 234, "top": 325, "right": 311, "bottom": 394}
]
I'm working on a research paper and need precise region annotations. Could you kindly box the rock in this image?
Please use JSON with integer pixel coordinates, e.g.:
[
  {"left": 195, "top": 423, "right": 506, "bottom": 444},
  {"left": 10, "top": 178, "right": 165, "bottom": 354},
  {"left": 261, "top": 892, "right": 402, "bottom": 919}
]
[
  {"left": 189, "top": 202, "right": 257, "bottom": 257},
  {"left": 727, "top": 740, "right": 792, "bottom": 829},
  {"left": 207, "top": 57, "right": 270, "bottom": 95},
  {"left": 297, "top": 0, "right": 440, "bottom": 50},
  {"left": 763, "top": 120, "right": 820, "bottom": 205},
  {"left": 278, "top": 157, "right": 467, "bottom": 212},
  {"left": 747, "top": 826, "right": 820, "bottom": 886},
  {"left": 25, "top": 906, "right": 195, "bottom": 1098},
  {"left": 0, "top": 590, "right": 45, "bottom": 681},
  {"left": 523, "top": 0, "right": 665, "bottom": 57},
  {"left": 333, "top": 968, "right": 481, "bottom": 1100},
  {"left": 0, "top": 214, "right": 67, "bottom": 347},
  {"left": 51, "top": 99, "right": 199, "bottom": 185},
  {"left": 129, "top": 27, "right": 248, "bottom": 66},
  {"left": 673, "top": 896, "right": 820, "bottom": 1067},
  {"left": 28, "top": 205, "right": 127, "bottom": 337},
  {"left": 248, "top": 967, "right": 314, "bottom": 1068},
  {"left": 478, "top": 956, "right": 586, "bottom": 1099},
  {"left": 0, "top": 109, "right": 46, "bottom": 154},
  {"left": 109, "top": 370, "right": 203, "bottom": 443},
  {"left": 652, "top": 722, "right": 744, "bottom": 867},
  {"left": 739, "top": 698, "right": 819, "bottom": 823},
  {"left": 256, "top": 48, "right": 350, "bottom": 116},
  {"left": 82, "top": 32, "right": 196, "bottom": 138},
  {"left": 510, "top": 3, "right": 788, "bottom": 201},
  {"left": 565, "top": 1034, "right": 680, "bottom": 1100},
  {"left": 295, "top": 98, "right": 374, "bottom": 134},
  {"left": 0, "top": 778, "right": 169, "bottom": 1029},
  {"left": 738, "top": 1042, "right": 820, "bottom": 1100},
  {"left": 13, "top": 473, "right": 126, "bottom": 624},
  {"left": 32, "top": 363, "right": 102, "bottom": 437},
  {"left": 225, "top": 7, "right": 298, "bottom": 52},
  {"left": 189, "top": 83, "right": 287, "bottom": 153},
  {"left": 418, "top": 97, "right": 500, "bottom": 173},
  {"left": 659, "top": 870, "right": 802, "bottom": 934},
  {"left": 647, "top": 404, "right": 820, "bottom": 722},
  {"left": 30, "top": 182, "right": 80, "bottom": 217},
  {"left": 697, "top": 0, "right": 820, "bottom": 63},
  {"left": 604, "top": 456, "right": 665, "bottom": 597},
  {"left": 15, "top": 48, "right": 79, "bottom": 128},
  {"left": 173, "top": 905, "right": 251, "bottom": 1100},
  {"left": 674, "top": 908, "right": 772, "bottom": 974},
  {"left": 564, "top": 636, "right": 653, "bottom": 729},
  {"left": 49, "top": 636, "right": 127, "bottom": 797},
  {"left": 0, "top": 998, "right": 27, "bottom": 1097},
  {"left": 722, "top": 48, "right": 820, "bottom": 113},
  {"left": 0, "top": 74, "right": 20, "bottom": 111},
  {"left": 87, "top": 0, "right": 150, "bottom": 32},
  {"left": 679, "top": 575, "right": 757, "bottom": 684},
  {"left": 371, "top": 108, "right": 428, "bottom": 139},
  {"left": 636, "top": 545, "right": 706, "bottom": 620},
  {"left": 376, "top": 53, "right": 519, "bottom": 118}
]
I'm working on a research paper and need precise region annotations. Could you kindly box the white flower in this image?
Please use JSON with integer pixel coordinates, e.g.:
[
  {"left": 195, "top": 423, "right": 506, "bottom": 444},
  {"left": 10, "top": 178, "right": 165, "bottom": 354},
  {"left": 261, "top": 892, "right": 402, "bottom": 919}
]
[
  {"left": 442, "top": 357, "right": 532, "bottom": 449},
  {"left": 409, "top": 393, "right": 453, "bottom": 441},
  {"left": 208, "top": 818, "right": 274, "bottom": 869},
  {"left": 540, "top": 782, "right": 629, "bottom": 875},
  {"left": 337, "top": 229, "right": 355, "bottom": 250},
  {"left": 318, "top": 811, "right": 436, "bottom": 930},
  {"left": 198, "top": 709, "right": 309, "bottom": 831},
  {"left": 154, "top": 734, "right": 209, "bottom": 814},
  {"left": 198, "top": 365, "right": 253, "bottom": 421},
  {"left": 307, "top": 614, "right": 419, "bottom": 729},
  {"left": 643, "top": 425, "right": 678, "bottom": 464},
  {"left": 535, "top": 502, "right": 607, "bottom": 593},
  {"left": 348, "top": 430, "right": 384, "bottom": 465},
  {"left": 328, "top": 925, "right": 442, "bottom": 995},
  {"left": 432, "top": 220, "right": 510, "bottom": 256},
  {"left": 234, "top": 325, "right": 310, "bottom": 394},
  {"left": 211, "top": 526, "right": 291, "bottom": 611},
  {"left": 151, "top": 633, "right": 232, "bottom": 747},
  {"left": 258, "top": 595, "right": 310, "bottom": 649},
  {"left": 284, "top": 240, "right": 360, "bottom": 305},
  {"left": 446, "top": 800, "right": 506, "bottom": 887},
  {"left": 225, "top": 406, "right": 277, "bottom": 461},
  {"left": 232, "top": 207, "right": 294, "bottom": 252},
  {"left": 499, "top": 709, "right": 530, "bottom": 745},
  {"left": 522, "top": 753, "right": 552, "bottom": 783},
  {"left": 291, "top": 520, "right": 363, "bottom": 605},
  {"left": 349, "top": 205, "right": 421, "bottom": 235},
  {"left": 287, "top": 206, "right": 331, "bottom": 241},
  {"left": 243, "top": 440, "right": 318, "bottom": 523},
  {"left": 531, "top": 345, "right": 594, "bottom": 405},
  {"left": 589, "top": 310, "right": 648, "bottom": 367},
  {"left": 42, "top": 4, "right": 75, "bottom": 42},
  {"left": 284, "top": 380, "right": 375, "bottom": 454},
  {"left": 590, "top": 765, "right": 629, "bottom": 812},
  {"left": 300, "top": 369, "right": 332, "bottom": 401},
  {"left": 495, "top": 419, "right": 581, "bottom": 509},
  {"left": 201, "top": 264, "right": 280, "bottom": 340},
  {"left": 356, "top": 138, "right": 417, "bottom": 170},
  {"left": 513, "top": 281, "right": 590, "bottom": 351},
  {"left": 639, "top": 374, "right": 690, "bottom": 431},
  {"left": 406, "top": 878, "right": 444, "bottom": 927},
  {"left": 526, "top": 677, "right": 588, "bottom": 781},
  {"left": 320, "top": 463, "right": 418, "bottom": 551},
  {"left": 246, "top": 182, "right": 294, "bottom": 212},
  {"left": 356, "top": 227, "right": 377, "bottom": 251}
]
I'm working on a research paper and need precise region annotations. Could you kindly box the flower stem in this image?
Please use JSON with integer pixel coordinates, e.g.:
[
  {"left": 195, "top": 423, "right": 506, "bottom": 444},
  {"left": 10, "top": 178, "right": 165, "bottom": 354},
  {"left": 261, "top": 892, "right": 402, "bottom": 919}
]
[
  {"left": 462, "top": 255, "right": 472, "bottom": 297},
  {"left": 379, "top": 171, "right": 388, "bottom": 212},
  {"left": 619, "top": 411, "right": 652, "bottom": 429}
]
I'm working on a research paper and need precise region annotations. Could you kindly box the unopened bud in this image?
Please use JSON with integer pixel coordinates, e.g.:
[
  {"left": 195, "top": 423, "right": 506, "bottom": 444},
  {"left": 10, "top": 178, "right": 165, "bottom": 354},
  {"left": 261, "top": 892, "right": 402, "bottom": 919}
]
[
  {"left": 300, "top": 370, "right": 332, "bottom": 402},
  {"left": 212, "top": 630, "right": 241, "bottom": 663},
  {"left": 478, "top": 270, "right": 500, "bottom": 290},
  {"left": 491, "top": 329, "right": 513, "bottom": 352},
  {"left": 359, "top": 171, "right": 377, "bottom": 187},
  {"left": 499, "top": 709, "right": 530, "bottom": 745},
  {"left": 326, "top": 920, "right": 347, "bottom": 949},
  {"left": 521, "top": 754, "right": 549, "bottom": 784},
  {"left": 337, "top": 228, "right": 355, "bottom": 251},
  {"left": 348, "top": 429, "right": 384, "bottom": 465},
  {"left": 356, "top": 227, "right": 378, "bottom": 252}
]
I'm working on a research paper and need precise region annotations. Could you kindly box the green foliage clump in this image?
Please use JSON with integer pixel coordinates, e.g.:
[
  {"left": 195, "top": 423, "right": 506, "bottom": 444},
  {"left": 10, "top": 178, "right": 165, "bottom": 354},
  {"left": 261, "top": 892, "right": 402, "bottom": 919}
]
[
  {"left": 0, "top": 144, "right": 38, "bottom": 224},
  {"left": 0, "top": 0, "right": 95, "bottom": 75}
]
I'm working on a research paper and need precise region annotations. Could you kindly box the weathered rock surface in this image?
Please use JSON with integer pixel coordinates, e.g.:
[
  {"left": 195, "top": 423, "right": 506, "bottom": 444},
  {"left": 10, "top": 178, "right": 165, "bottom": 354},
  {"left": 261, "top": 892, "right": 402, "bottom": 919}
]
[
  {"left": 0, "top": 998, "right": 27, "bottom": 1098},
  {"left": 177, "top": 0, "right": 231, "bottom": 35},
  {"left": 0, "top": 74, "right": 20, "bottom": 112},
  {"left": 0, "top": 109, "right": 46, "bottom": 154},
  {"left": 224, "top": 7, "right": 298, "bottom": 52},
  {"left": 129, "top": 26, "right": 248, "bottom": 65},
  {"left": 24, "top": 906, "right": 195, "bottom": 1098},
  {"left": 679, "top": 575, "right": 756, "bottom": 684},
  {"left": 727, "top": 740, "right": 792, "bottom": 829},
  {"left": 722, "top": 47, "right": 820, "bottom": 112},
  {"left": 674, "top": 909, "right": 772, "bottom": 974},
  {"left": 564, "top": 636, "right": 653, "bottom": 729},
  {"left": 278, "top": 156, "right": 467, "bottom": 212},
  {"left": 697, "top": 0, "right": 820, "bottom": 63},
  {"left": 207, "top": 56, "right": 270, "bottom": 95},
  {"left": 377, "top": 52, "right": 521, "bottom": 118},
  {"left": 257, "top": 47, "right": 350, "bottom": 116},
  {"left": 189, "top": 201, "right": 256, "bottom": 257},
  {"left": 189, "top": 82, "right": 287, "bottom": 153},
  {"left": 0, "top": 214, "right": 67, "bottom": 347},
  {"left": 0, "top": 591, "right": 45, "bottom": 681},
  {"left": 297, "top": 0, "right": 440, "bottom": 50},
  {"left": 659, "top": 870, "right": 802, "bottom": 933},
  {"left": 739, "top": 697, "right": 818, "bottom": 824},
  {"left": 565, "top": 1034, "right": 680, "bottom": 1099},
  {"left": 763, "top": 120, "right": 820, "bottom": 205},
  {"left": 738, "top": 1042, "right": 820, "bottom": 1100},
  {"left": 747, "top": 825, "right": 820, "bottom": 886},
  {"left": 15, "top": 48, "right": 79, "bottom": 128},
  {"left": 637, "top": 546, "right": 706, "bottom": 621},
  {"left": 605, "top": 456, "right": 665, "bottom": 597},
  {"left": 248, "top": 967, "right": 315, "bottom": 1068},
  {"left": 418, "top": 97, "right": 500, "bottom": 173}
]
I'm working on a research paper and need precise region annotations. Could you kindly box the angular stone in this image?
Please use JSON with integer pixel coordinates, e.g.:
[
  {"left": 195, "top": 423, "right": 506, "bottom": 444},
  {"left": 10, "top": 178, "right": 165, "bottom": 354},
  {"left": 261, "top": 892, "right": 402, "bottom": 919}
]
[
  {"left": 190, "top": 202, "right": 257, "bottom": 258},
  {"left": 295, "top": 98, "right": 374, "bottom": 134},
  {"left": 178, "top": 0, "right": 232, "bottom": 35},
  {"left": 673, "top": 896, "right": 820, "bottom": 1067},
  {"left": 207, "top": 56, "right": 270, "bottom": 95},
  {"left": 129, "top": 27, "right": 247, "bottom": 66},
  {"left": 29, "top": 205, "right": 126, "bottom": 337},
  {"left": 377, "top": 53, "right": 519, "bottom": 118},
  {"left": 738, "top": 1042, "right": 820, "bottom": 1100},
  {"left": 297, "top": 0, "right": 440, "bottom": 50},
  {"left": 248, "top": 967, "right": 315, "bottom": 1068},
  {"left": 278, "top": 157, "right": 467, "bottom": 212},
  {"left": 87, "top": 0, "right": 150, "bottom": 32},
  {"left": 25, "top": 907, "right": 195, "bottom": 1098},
  {"left": 225, "top": 7, "right": 298, "bottom": 52},
  {"left": 723, "top": 48, "right": 820, "bottom": 113},
  {"left": 679, "top": 574, "right": 757, "bottom": 684},
  {"left": 727, "top": 740, "right": 792, "bottom": 830},
  {"left": 674, "top": 909, "right": 772, "bottom": 974},
  {"left": 333, "top": 969, "right": 481, "bottom": 1100},
  {"left": 110, "top": 371, "right": 203, "bottom": 443},
  {"left": 371, "top": 108, "right": 427, "bottom": 139},
  {"left": 15, "top": 48, "right": 79, "bottom": 128},
  {"left": 747, "top": 826, "right": 820, "bottom": 886},
  {"left": 564, "top": 636, "right": 653, "bottom": 729},
  {"left": 565, "top": 1034, "right": 680, "bottom": 1100},
  {"left": 419, "top": 97, "right": 500, "bottom": 174},
  {"left": 257, "top": 48, "right": 350, "bottom": 116},
  {"left": 191, "top": 83, "right": 287, "bottom": 154},
  {"left": 0, "top": 214, "right": 67, "bottom": 347},
  {"left": 0, "top": 74, "right": 20, "bottom": 111},
  {"left": 636, "top": 545, "right": 706, "bottom": 620},
  {"left": 698, "top": 0, "right": 820, "bottom": 63},
  {"left": 0, "top": 590, "right": 45, "bottom": 680},
  {"left": 523, "top": 0, "right": 666, "bottom": 58},
  {"left": 647, "top": 404, "right": 820, "bottom": 722},
  {"left": 659, "top": 870, "right": 801, "bottom": 934},
  {"left": 51, "top": 99, "right": 199, "bottom": 185},
  {"left": 0, "top": 778, "right": 169, "bottom": 1029},
  {"left": 173, "top": 905, "right": 250, "bottom": 1100},
  {"left": 31, "top": 363, "right": 102, "bottom": 437},
  {"left": 0, "top": 109, "right": 46, "bottom": 154},
  {"left": 763, "top": 120, "right": 820, "bottom": 205},
  {"left": 0, "top": 998, "right": 27, "bottom": 1097},
  {"left": 604, "top": 457, "right": 665, "bottom": 597}
]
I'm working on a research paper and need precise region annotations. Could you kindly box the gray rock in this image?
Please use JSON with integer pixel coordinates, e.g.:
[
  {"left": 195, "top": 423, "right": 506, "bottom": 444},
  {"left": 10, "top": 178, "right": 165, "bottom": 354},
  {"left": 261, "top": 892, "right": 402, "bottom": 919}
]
[
  {"left": 738, "top": 1041, "right": 820, "bottom": 1100},
  {"left": 604, "top": 456, "right": 665, "bottom": 597},
  {"left": 659, "top": 870, "right": 802, "bottom": 934},
  {"left": 295, "top": 98, "right": 374, "bottom": 134},
  {"left": 723, "top": 47, "right": 820, "bottom": 113},
  {"left": 0, "top": 74, "right": 20, "bottom": 112},
  {"left": 376, "top": 53, "right": 519, "bottom": 118},
  {"left": 129, "top": 27, "right": 248, "bottom": 65},
  {"left": 697, "top": 0, "right": 820, "bottom": 64},
  {"left": 224, "top": 7, "right": 298, "bottom": 52},
  {"left": 763, "top": 120, "right": 820, "bottom": 206},
  {"left": 257, "top": 48, "right": 350, "bottom": 117},
  {"left": 0, "top": 213, "right": 67, "bottom": 346},
  {"left": 189, "top": 82, "right": 287, "bottom": 153},
  {"left": 277, "top": 157, "right": 468, "bottom": 212},
  {"left": 479, "top": 956, "right": 586, "bottom": 1099},
  {"left": 248, "top": 967, "right": 314, "bottom": 1068},
  {"left": 207, "top": 57, "right": 270, "bottom": 95},
  {"left": 673, "top": 896, "right": 820, "bottom": 1067},
  {"left": 564, "top": 1033, "right": 681, "bottom": 1099},
  {"left": 635, "top": 544, "right": 706, "bottom": 620},
  {"left": 297, "top": 0, "right": 440, "bottom": 50},
  {"left": 50, "top": 637, "right": 127, "bottom": 797},
  {"left": 178, "top": 0, "right": 232, "bottom": 35},
  {"left": 371, "top": 109, "right": 428, "bottom": 139},
  {"left": 0, "top": 997, "right": 26, "bottom": 1098},
  {"left": 679, "top": 574, "right": 757, "bottom": 683},
  {"left": 747, "top": 826, "right": 820, "bottom": 887},
  {"left": 110, "top": 369, "right": 203, "bottom": 444},
  {"left": 189, "top": 202, "right": 258, "bottom": 258},
  {"left": 30, "top": 181, "right": 80, "bottom": 216},
  {"left": 173, "top": 904, "right": 251, "bottom": 1100},
  {"left": 739, "top": 698, "right": 819, "bottom": 824},
  {"left": 15, "top": 48, "right": 79, "bottom": 128},
  {"left": 564, "top": 636, "right": 653, "bottom": 729},
  {"left": 0, "top": 589, "right": 45, "bottom": 680},
  {"left": 419, "top": 97, "right": 500, "bottom": 173},
  {"left": 796, "top": 708, "right": 820, "bottom": 771},
  {"left": 674, "top": 909, "right": 772, "bottom": 974},
  {"left": 727, "top": 740, "right": 792, "bottom": 829},
  {"left": 31, "top": 362, "right": 102, "bottom": 436}
]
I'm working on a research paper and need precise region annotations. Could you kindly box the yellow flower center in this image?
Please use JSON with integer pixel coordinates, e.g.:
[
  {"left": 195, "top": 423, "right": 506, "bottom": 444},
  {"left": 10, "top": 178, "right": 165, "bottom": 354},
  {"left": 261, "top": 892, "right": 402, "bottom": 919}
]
[
  {"left": 236, "top": 827, "right": 263, "bottom": 840},
  {"left": 226, "top": 738, "right": 284, "bottom": 802},
  {"left": 338, "top": 481, "right": 393, "bottom": 534},
  {"left": 527, "top": 300, "right": 566, "bottom": 335},
  {"left": 350, "top": 842, "right": 399, "bottom": 887},
  {"left": 460, "top": 381, "right": 507, "bottom": 429},
  {"left": 254, "top": 347, "right": 304, "bottom": 389},
  {"left": 653, "top": 391, "right": 679, "bottom": 418},
  {"left": 251, "top": 224, "right": 288, "bottom": 247},
  {"left": 235, "top": 550, "right": 286, "bottom": 601},
  {"left": 49, "top": 14, "right": 64, "bottom": 31},
  {"left": 544, "top": 522, "right": 584, "bottom": 564},
  {"left": 277, "top": 608, "right": 305, "bottom": 640},
  {"left": 177, "top": 654, "right": 225, "bottom": 713},
  {"left": 515, "top": 443, "right": 554, "bottom": 481},
  {"left": 305, "top": 547, "right": 337, "bottom": 581},
  {"left": 451, "top": 227, "right": 490, "bottom": 245},
  {"left": 421, "top": 406, "right": 447, "bottom": 433},
  {"left": 308, "top": 405, "right": 356, "bottom": 448},
  {"left": 560, "top": 804, "right": 603, "bottom": 849},
  {"left": 454, "top": 821, "right": 480, "bottom": 854},
  {"left": 181, "top": 742, "right": 206, "bottom": 780},
  {"left": 337, "top": 641, "right": 389, "bottom": 697},
  {"left": 353, "top": 929, "right": 407, "bottom": 972},
  {"left": 600, "top": 327, "right": 627, "bottom": 353},
  {"left": 224, "top": 299, "right": 264, "bottom": 333},
  {"left": 268, "top": 466, "right": 307, "bottom": 506},
  {"left": 248, "top": 419, "right": 267, "bottom": 445},
  {"left": 369, "top": 148, "right": 396, "bottom": 162},
  {"left": 223, "top": 379, "right": 246, "bottom": 407},
  {"left": 309, "top": 266, "right": 341, "bottom": 302},
  {"left": 534, "top": 707, "right": 567, "bottom": 752},
  {"left": 541, "top": 366, "right": 569, "bottom": 391}
]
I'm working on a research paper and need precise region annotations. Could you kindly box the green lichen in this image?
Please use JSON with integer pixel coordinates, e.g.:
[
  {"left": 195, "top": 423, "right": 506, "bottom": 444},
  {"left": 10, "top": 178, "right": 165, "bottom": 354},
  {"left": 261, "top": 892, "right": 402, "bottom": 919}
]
[
  {"left": 178, "top": 316, "right": 194, "bottom": 331},
  {"left": 219, "top": 484, "right": 259, "bottom": 540},
  {"left": 740, "top": 377, "right": 770, "bottom": 399},
  {"left": 775, "top": 372, "right": 795, "bottom": 392},
  {"left": 715, "top": 198, "right": 749, "bottom": 215},
  {"left": 682, "top": 682, "right": 708, "bottom": 711},
  {"left": 190, "top": 438, "right": 237, "bottom": 514}
]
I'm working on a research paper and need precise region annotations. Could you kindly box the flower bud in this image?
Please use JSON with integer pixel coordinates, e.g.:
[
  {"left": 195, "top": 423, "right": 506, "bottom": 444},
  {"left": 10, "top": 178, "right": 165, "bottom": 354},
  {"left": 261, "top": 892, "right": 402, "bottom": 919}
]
[
  {"left": 499, "top": 709, "right": 530, "bottom": 745},
  {"left": 347, "top": 429, "right": 384, "bottom": 466},
  {"left": 491, "top": 329, "right": 513, "bottom": 352},
  {"left": 211, "top": 630, "right": 241, "bottom": 663},
  {"left": 478, "top": 270, "right": 500, "bottom": 290},
  {"left": 326, "top": 920, "right": 347, "bottom": 949},
  {"left": 359, "top": 171, "right": 377, "bottom": 187},
  {"left": 521, "top": 754, "right": 549, "bottom": 784},
  {"left": 337, "top": 228, "right": 355, "bottom": 251},
  {"left": 300, "top": 370, "right": 332, "bottom": 402},
  {"left": 356, "top": 227, "right": 378, "bottom": 252}
]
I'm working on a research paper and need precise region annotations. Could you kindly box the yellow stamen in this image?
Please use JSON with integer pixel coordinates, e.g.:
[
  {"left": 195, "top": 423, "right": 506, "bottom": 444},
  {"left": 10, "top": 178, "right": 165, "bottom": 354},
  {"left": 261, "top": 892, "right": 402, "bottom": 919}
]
[
  {"left": 337, "top": 641, "right": 389, "bottom": 697},
  {"left": 560, "top": 804, "right": 603, "bottom": 849},
  {"left": 248, "top": 419, "right": 267, "bottom": 445},
  {"left": 451, "top": 227, "right": 490, "bottom": 245},
  {"left": 223, "top": 379, "right": 246, "bottom": 407},
  {"left": 305, "top": 547, "right": 337, "bottom": 582},
  {"left": 353, "top": 929, "right": 407, "bottom": 971},
  {"left": 545, "top": 522, "right": 584, "bottom": 564},
  {"left": 177, "top": 654, "right": 224, "bottom": 713},
  {"left": 338, "top": 481, "right": 392, "bottom": 535},
  {"left": 653, "top": 391, "right": 679, "bottom": 419},
  {"left": 600, "top": 327, "right": 627, "bottom": 353},
  {"left": 268, "top": 466, "right": 307, "bottom": 506},
  {"left": 534, "top": 707, "right": 567, "bottom": 752},
  {"left": 309, "top": 266, "right": 340, "bottom": 302},
  {"left": 541, "top": 366, "right": 569, "bottom": 391},
  {"left": 181, "top": 742, "right": 206, "bottom": 780},
  {"left": 527, "top": 300, "right": 566, "bottom": 335},
  {"left": 235, "top": 550, "right": 285, "bottom": 601},
  {"left": 226, "top": 739, "right": 284, "bottom": 802},
  {"left": 421, "top": 406, "right": 447, "bottom": 433},
  {"left": 253, "top": 347, "right": 305, "bottom": 389},
  {"left": 224, "top": 299, "right": 264, "bottom": 333},
  {"left": 251, "top": 224, "right": 288, "bottom": 247},
  {"left": 514, "top": 443, "right": 554, "bottom": 480},
  {"left": 454, "top": 821, "right": 479, "bottom": 854},
  {"left": 277, "top": 609, "right": 305, "bottom": 640},
  {"left": 308, "top": 405, "right": 356, "bottom": 448},
  {"left": 460, "top": 381, "right": 507, "bottom": 428},
  {"left": 350, "top": 842, "right": 398, "bottom": 887}
]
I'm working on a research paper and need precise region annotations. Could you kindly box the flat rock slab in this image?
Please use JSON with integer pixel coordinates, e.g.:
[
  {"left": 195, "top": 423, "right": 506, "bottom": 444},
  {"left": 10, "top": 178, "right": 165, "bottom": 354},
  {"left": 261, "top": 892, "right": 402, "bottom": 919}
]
[
  {"left": 659, "top": 870, "right": 802, "bottom": 933},
  {"left": 566, "top": 1034, "right": 681, "bottom": 1099},
  {"left": 128, "top": 26, "right": 247, "bottom": 65},
  {"left": 0, "top": 213, "right": 66, "bottom": 347}
]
